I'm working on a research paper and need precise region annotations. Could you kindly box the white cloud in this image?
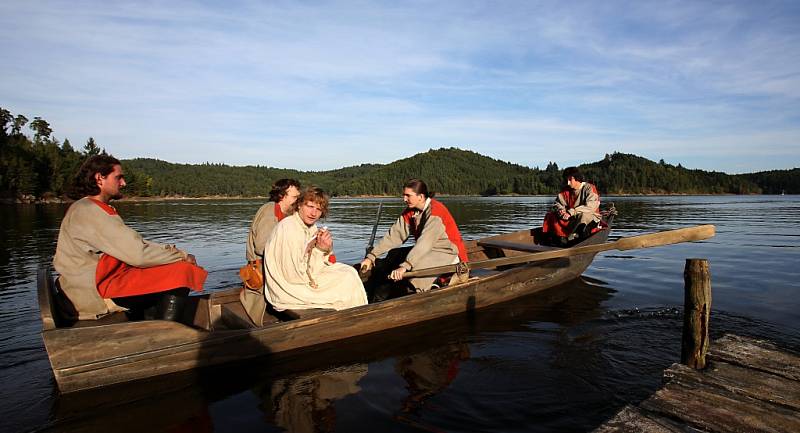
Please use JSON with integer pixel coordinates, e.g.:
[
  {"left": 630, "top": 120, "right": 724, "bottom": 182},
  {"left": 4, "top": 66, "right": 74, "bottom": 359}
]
[{"left": 1, "top": 0, "right": 798, "bottom": 173}]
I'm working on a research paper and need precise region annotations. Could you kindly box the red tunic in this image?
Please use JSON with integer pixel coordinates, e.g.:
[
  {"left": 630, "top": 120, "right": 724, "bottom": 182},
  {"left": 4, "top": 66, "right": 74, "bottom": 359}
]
[
  {"left": 90, "top": 199, "right": 207, "bottom": 298},
  {"left": 542, "top": 184, "right": 601, "bottom": 238},
  {"left": 402, "top": 198, "right": 468, "bottom": 263}
]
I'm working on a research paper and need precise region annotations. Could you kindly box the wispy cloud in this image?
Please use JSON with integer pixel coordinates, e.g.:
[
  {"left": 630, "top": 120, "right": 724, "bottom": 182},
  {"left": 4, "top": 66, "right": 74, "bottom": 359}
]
[{"left": 1, "top": 0, "right": 798, "bottom": 172}]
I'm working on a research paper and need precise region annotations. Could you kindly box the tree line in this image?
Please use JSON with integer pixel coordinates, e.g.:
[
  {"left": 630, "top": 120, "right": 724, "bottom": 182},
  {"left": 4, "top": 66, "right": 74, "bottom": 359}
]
[
  {"left": 0, "top": 108, "right": 153, "bottom": 201},
  {"left": 2, "top": 108, "right": 797, "bottom": 201}
]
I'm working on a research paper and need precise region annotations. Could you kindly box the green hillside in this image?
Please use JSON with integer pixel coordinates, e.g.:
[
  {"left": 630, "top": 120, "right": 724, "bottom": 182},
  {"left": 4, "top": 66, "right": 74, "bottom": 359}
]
[
  {"left": 2, "top": 107, "right": 798, "bottom": 200},
  {"left": 316, "top": 148, "right": 547, "bottom": 196},
  {"left": 740, "top": 168, "right": 800, "bottom": 195},
  {"left": 580, "top": 153, "right": 762, "bottom": 194}
]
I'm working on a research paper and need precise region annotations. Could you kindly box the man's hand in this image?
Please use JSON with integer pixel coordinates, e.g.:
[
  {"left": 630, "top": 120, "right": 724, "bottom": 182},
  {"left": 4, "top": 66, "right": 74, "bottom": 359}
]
[
  {"left": 317, "top": 229, "right": 333, "bottom": 252},
  {"left": 389, "top": 267, "right": 407, "bottom": 281},
  {"left": 359, "top": 258, "right": 373, "bottom": 274},
  {"left": 184, "top": 254, "right": 198, "bottom": 265},
  {"left": 559, "top": 209, "right": 569, "bottom": 220}
]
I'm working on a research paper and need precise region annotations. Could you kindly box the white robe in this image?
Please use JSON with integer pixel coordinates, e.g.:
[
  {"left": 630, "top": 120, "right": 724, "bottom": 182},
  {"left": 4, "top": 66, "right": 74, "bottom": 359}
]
[{"left": 264, "top": 213, "right": 368, "bottom": 311}]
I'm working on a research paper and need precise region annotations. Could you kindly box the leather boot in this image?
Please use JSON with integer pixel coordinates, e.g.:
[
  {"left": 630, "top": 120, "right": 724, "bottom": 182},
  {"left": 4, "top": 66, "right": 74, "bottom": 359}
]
[{"left": 157, "top": 291, "right": 187, "bottom": 322}]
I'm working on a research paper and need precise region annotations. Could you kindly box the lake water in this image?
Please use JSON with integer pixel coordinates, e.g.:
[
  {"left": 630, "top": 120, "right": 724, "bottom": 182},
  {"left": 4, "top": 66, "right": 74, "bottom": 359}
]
[{"left": 1, "top": 196, "right": 799, "bottom": 432}]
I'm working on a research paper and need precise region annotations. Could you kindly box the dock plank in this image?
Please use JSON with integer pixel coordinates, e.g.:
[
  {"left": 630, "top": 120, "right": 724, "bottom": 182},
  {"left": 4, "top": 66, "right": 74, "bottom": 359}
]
[
  {"left": 709, "top": 335, "right": 800, "bottom": 382},
  {"left": 665, "top": 361, "right": 800, "bottom": 411},
  {"left": 593, "top": 406, "right": 693, "bottom": 433},
  {"left": 640, "top": 378, "right": 800, "bottom": 432}
]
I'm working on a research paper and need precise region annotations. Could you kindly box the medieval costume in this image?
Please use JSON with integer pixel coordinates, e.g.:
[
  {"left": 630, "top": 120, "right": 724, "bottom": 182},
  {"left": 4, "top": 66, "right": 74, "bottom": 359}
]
[
  {"left": 53, "top": 197, "right": 207, "bottom": 320},
  {"left": 542, "top": 182, "right": 601, "bottom": 241},
  {"left": 366, "top": 198, "right": 468, "bottom": 292},
  {"left": 246, "top": 201, "right": 285, "bottom": 262},
  {"left": 242, "top": 201, "right": 286, "bottom": 325},
  {"left": 263, "top": 213, "right": 368, "bottom": 311}
]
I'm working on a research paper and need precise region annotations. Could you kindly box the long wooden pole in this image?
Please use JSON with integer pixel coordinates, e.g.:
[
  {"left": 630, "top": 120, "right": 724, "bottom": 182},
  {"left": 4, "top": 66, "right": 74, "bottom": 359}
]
[
  {"left": 405, "top": 225, "right": 716, "bottom": 278},
  {"left": 681, "top": 258, "right": 711, "bottom": 369},
  {"left": 365, "top": 202, "right": 383, "bottom": 256}
]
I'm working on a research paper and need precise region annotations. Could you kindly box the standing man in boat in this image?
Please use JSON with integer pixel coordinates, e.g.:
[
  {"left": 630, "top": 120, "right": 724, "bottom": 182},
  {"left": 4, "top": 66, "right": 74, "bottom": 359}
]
[
  {"left": 359, "top": 178, "right": 469, "bottom": 295},
  {"left": 263, "top": 186, "right": 368, "bottom": 311},
  {"left": 241, "top": 178, "right": 301, "bottom": 325},
  {"left": 53, "top": 155, "right": 207, "bottom": 321},
  {"left": 542, "top": 166, "right": 601, "bottom": 244}
]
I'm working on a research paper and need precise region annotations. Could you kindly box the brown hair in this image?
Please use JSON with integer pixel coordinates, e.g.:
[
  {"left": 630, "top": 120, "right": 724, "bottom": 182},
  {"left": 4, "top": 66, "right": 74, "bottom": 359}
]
[
  {"left": 294, "top": 186, "right": 330, "bottom": 217},
  {"left": 70, "top": 155, "right": 121, "bottom": 198},
  {"left": 403, "top": 178, "right": 433, "bottom": 198},
  {"left": 562, "top": 166, "right": 585, "bottom": 182},
  {"left": 269, "top": 178, "right": 301, "bottom": 202}
]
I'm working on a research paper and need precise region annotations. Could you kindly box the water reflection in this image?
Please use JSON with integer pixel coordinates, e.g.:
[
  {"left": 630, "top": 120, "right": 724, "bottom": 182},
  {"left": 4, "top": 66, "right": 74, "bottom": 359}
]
[
  {"left": 396, "top": 343, "right": 470, "bottom": 414},
  {"left": 255, "top": 364, "right": 367, "bottom": 433},
  {"left": 2, "top": 196, "right": 799, "bottom": 433}
]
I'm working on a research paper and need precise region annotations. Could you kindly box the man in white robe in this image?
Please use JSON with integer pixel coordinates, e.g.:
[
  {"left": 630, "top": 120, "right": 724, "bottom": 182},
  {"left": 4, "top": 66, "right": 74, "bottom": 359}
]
[{"left": 263, "top": 187, "right": 367, "bottom": 311}]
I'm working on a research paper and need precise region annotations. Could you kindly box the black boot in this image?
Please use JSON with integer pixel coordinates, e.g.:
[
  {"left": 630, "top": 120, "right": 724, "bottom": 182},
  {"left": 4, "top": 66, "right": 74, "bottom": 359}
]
[{"left": 156, "top": 289, "right": 188, "bottom": 322}]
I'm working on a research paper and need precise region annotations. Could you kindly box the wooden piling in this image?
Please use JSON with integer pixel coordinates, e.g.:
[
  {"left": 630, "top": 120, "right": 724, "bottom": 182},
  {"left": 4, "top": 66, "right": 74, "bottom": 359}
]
[{"left": 681, "top": 258, "right": 711, "bottom": 369}]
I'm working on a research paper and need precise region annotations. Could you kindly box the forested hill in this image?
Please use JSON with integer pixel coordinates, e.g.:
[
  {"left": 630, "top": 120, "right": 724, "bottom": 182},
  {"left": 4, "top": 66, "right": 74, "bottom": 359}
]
[
  {"left": 121, "top": 149, "right": 799, "bottom": 197},
  {"left": 2, "top": 107, "right": 798, "bottom": 200}
]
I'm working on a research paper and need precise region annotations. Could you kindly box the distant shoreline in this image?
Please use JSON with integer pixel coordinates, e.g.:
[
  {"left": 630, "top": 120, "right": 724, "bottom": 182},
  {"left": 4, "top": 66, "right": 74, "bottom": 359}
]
[{"left": 3, "top": 192, "right": 784, "bottom": 205}]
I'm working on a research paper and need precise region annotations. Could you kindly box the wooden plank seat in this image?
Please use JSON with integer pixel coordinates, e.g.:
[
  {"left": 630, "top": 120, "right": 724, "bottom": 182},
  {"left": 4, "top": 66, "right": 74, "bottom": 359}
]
[{"left": 477, "top": 239, "right": 560, "bottom": 253}]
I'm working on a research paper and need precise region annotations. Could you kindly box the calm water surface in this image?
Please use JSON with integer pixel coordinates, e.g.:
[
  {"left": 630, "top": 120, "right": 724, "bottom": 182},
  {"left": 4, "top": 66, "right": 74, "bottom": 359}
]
[{"left": 1, "top": 196, "right": 799, "bottom": 432}]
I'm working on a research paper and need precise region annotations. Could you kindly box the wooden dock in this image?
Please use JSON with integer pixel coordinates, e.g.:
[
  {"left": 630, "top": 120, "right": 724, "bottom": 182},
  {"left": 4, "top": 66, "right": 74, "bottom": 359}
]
[{"left": 595, "top": 334, "right": 800, "bottom": 433}]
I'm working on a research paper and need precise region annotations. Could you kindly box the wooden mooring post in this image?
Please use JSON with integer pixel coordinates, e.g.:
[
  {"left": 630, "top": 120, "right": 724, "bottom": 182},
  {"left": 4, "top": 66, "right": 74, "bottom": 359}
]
[{"left": 681, "top": 258, "right": 711, "bottom": 369}]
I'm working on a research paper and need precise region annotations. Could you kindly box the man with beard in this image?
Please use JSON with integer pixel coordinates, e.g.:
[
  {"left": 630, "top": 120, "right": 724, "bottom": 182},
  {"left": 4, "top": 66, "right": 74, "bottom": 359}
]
[{"left": 53, "top": 155, "right": 207, "bottom": 321}]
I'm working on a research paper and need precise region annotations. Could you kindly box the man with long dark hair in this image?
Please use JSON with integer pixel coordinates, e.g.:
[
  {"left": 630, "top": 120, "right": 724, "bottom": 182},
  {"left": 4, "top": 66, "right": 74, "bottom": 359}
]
[
  {"left": 246, "top": 178, "right": 301, "bottom": 262},
  {"left": 359, "top": 179, "right": 468, "bottom": 296},
  {"left": 53, "top": 155, "right": 207, "bottom": 321}
]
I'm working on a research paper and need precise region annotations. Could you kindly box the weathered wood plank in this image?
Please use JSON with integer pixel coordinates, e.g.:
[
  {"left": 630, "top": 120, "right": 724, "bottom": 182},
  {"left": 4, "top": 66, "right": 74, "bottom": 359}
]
[
  {"left": 640, "top": 379, "right": 800, "bottom": 432},
  {"left": 665, "top": 361, "right": 800, "bottom": 411},
  {"left": 593, "top": 405, "right": 692, "bottom": 433},
  {"left": 220, "top": 302, "right": 257, "bottom": 329},
  {"left": 476, "top": 239, "right": 558, "bottom": 253},
  {"left": 709, "top": 334, "right": 800, "bottom": 382},
  {"left": 283, "top": 308, "right": 336, "bottom": 320}
]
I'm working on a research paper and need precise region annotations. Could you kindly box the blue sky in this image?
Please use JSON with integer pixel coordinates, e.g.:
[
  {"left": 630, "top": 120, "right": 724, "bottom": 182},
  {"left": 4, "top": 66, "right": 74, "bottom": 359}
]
[{"left": 2, "top": 1, "right": 799, "bottom": 173}]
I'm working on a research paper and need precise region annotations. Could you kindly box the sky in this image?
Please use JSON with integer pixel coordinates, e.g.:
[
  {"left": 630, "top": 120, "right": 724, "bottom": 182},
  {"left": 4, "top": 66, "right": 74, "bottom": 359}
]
[{"left": 2, "top": 1, "right": 799, "bottom": 173}]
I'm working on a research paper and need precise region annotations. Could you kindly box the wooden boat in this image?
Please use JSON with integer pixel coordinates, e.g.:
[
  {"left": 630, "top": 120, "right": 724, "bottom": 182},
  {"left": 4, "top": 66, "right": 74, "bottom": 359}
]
[
  {"left": 47, "top": 277, "right": 617, "bottom": 432},
  {"left": 38, "top": 222, "right": 612, "bottom": 394}
]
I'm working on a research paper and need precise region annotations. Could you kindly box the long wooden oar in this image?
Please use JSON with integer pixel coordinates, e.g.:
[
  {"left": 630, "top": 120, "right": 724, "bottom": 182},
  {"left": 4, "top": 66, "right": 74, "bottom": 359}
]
[{"left": 405, "top": 224, "right": 715, "bottom": 279}]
